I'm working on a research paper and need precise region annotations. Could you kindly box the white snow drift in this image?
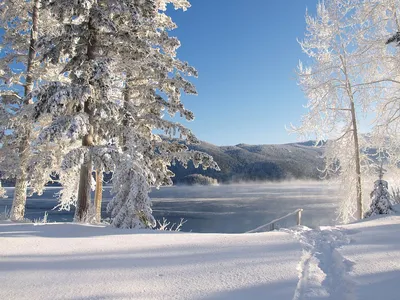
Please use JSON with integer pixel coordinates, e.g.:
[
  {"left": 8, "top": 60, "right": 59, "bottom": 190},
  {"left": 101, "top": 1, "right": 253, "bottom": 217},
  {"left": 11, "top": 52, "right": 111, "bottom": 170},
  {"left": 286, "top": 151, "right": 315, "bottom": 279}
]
[{"left": 1, "top": 212, "right": 400, "bottom": 299}]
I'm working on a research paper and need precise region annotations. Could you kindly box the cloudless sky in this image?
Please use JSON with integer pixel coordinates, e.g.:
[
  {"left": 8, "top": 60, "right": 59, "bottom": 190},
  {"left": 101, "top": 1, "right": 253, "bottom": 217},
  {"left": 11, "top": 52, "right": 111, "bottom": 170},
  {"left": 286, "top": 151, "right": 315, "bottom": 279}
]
[{"left": 166, "top": 0, "right": 319, "bottom": 146}]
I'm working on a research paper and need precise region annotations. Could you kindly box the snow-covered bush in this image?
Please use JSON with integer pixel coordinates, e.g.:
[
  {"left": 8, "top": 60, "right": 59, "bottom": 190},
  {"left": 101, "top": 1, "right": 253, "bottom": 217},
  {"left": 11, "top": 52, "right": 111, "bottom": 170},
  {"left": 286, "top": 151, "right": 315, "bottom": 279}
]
[
  {"left": 156, "top": 217, "right": 187, "bottom": 232},
  {"left": 107, "top": 152, "right": 156, "bottom": 229},
  {"left": 33, "top": 211, "right": 48, "bottom": 225},
  {"left": 364, "top": 179, "right": 393, "bottom": 218}
]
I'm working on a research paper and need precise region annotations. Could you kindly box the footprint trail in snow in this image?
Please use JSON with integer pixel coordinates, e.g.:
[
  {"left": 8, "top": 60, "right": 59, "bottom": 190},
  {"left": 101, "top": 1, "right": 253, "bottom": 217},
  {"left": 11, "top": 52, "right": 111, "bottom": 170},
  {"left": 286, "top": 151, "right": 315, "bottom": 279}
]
[{"left": 290, "top": 226, "right": 356, "bottom": 300}]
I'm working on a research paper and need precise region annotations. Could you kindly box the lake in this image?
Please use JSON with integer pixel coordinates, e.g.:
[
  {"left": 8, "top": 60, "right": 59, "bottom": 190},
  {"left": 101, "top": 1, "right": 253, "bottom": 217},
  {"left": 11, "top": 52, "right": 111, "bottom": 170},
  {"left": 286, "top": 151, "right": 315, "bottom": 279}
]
[{"left": 0, "top": 182, "right": 340, "bottom": 233}]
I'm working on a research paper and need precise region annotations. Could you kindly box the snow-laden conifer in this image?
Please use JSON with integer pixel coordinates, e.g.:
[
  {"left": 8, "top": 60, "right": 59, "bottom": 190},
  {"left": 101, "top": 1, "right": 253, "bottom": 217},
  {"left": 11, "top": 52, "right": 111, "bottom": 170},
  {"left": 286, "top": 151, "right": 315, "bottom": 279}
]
[
  {"left": 33, "top": 0, "right": 218, "bottom": 226},
  {"left": 103, "top": 1, "right": 218, "bottom": 227},
  {"left": 365, "top": 162, "right": 393, "bottom": 218}
]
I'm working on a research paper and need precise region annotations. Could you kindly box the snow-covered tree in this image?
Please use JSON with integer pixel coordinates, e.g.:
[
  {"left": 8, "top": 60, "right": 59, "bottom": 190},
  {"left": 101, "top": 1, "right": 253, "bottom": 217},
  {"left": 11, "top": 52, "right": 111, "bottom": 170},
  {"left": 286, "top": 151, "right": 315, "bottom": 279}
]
[
  {"left": 34, "top": 0, "right": 218, "bottom": 227},
  {"left": 0, "top": 0, "right": 41, "bottom": 221},
  {"left": 292, "top": 0, "right": 388, "bottom": 222},
  {"left": 105, "top": 1, "right": 219, "bottom": 228},
  {"left": 0, "top": 0, "right": 66, "bottom": 220},
  {"left": 347, "top": 1, "right": 400, "bottom": 190},
  {"left": 367, "top": 1, "right": 400, "bottom": 166}
]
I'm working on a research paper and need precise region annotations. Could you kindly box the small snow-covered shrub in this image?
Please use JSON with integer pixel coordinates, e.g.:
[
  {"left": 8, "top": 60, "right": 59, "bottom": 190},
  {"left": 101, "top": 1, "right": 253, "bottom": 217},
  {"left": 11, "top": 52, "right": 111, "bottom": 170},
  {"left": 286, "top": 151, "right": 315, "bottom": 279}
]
[
  {"left": 100, "top": 218, "right": 112, "bottom": 225},
  {"left": 156, "top": 217, "right": 187, "bottom": 232},
  {"left": 33, "top": 211, "right": 48, "bottom": 225},
  {"left": 364, "top": 179, "right": 393, "bottom": 218}
]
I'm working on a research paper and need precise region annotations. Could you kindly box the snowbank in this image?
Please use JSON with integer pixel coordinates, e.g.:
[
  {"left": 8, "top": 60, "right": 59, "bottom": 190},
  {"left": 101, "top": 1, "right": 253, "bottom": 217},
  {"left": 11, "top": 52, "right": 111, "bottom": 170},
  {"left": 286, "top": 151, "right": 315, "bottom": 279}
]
[
  {"left": 0, "top": 222, "right": 301, "bottom": 300},
  {"left": 339, "top": 215, "right": 400, "bottom": 300},
  {"left": 1, "top": 213, "right": 400, "bottom": 300}
]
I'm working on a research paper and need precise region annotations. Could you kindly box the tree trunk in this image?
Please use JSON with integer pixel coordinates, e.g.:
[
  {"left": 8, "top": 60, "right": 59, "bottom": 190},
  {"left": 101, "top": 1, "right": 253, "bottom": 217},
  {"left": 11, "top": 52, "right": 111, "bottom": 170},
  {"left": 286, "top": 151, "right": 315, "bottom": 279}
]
[
  {"left": 94, "top": 170, "right": 103, "bottom": 222},
  {"left": 350, "top": 100, "right": 363, "bottom": 219},
  {"left": 75, "top": 148, "right": 92, "bottom": 222},
  {"left": 93, "top": 133, "right": 103, "bottom": 222},
  {"left": 24, "top": 0, "right": 39, "bottom": 102},
  {"left": 93, "top": 129, "right": 103, "bottom": 221},
  {"left": 75, "top": 102, "right": 95, "bottom": 222},
  {"left": 340, "top": 55, "right": 363, "bottom": 220},
  {"left": 122, "top": 73, "right": 132, "bottom": 151},
  {"left": 10, "top": 0, "right": 40, "bottom": 221},
  {"left": 74, "top": 14, "right": 97, "bottom": 222}
]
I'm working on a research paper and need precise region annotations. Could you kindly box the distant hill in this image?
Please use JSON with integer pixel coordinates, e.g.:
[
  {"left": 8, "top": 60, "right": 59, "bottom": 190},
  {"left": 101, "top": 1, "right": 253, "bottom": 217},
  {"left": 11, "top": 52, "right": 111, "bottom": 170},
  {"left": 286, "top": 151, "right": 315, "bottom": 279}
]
[
  {"left": 170, "top": 140, "right": 325, "bottom": 183},
  {"left": 0, "top": 140, "right": 325, "bottom": 186}
]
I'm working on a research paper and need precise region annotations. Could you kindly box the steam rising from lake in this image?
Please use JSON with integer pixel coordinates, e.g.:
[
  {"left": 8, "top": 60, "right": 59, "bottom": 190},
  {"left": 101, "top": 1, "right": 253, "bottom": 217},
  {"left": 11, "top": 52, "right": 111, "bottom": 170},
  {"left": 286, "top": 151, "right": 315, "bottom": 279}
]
[
  {"left": 150, "top": 181, "right": 340, "bottom": 232},
  {"left": 0, "top": 181, "right": 340, "bottom": 233}
]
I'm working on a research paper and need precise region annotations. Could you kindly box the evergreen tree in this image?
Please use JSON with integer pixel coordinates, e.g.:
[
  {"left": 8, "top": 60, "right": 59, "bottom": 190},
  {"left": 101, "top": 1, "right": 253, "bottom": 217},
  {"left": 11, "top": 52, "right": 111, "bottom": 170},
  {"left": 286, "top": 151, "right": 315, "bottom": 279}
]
[
  {"left": 34, "top": 0, "right": 218, "bottom": 227},
  {"left": 105, "top": 1, "right": 219, "bottom": 227},
  {"left": 365, "top": 163, "right": 393, "bottom": 217}
]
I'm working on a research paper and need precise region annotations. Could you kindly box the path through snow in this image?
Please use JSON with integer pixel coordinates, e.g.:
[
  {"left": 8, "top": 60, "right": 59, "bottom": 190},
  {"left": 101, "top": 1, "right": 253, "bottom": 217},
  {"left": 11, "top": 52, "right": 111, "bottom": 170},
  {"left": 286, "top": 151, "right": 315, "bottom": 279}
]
[{"left": 291, "top": 227, "right": 355, "bottom": 300}]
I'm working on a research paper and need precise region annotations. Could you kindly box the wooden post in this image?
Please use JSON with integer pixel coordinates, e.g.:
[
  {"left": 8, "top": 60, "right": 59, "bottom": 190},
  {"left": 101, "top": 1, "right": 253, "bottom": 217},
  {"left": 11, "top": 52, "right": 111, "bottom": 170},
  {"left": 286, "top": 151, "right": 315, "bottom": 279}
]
[{"left": 297, "top": 209, "right": 302, "bottom": 226}]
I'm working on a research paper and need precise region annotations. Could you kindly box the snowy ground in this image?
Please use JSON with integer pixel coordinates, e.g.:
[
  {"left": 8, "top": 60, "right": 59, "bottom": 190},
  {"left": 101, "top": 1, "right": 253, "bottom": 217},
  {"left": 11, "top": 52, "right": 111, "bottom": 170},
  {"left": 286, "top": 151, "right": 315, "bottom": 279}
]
[
  {"left": 290, "top": 205, "right": 400, "bottom": 300},
  {"left": 0, "top": 222, "right": 301, "bottom": 300},
  {"left": 337, "top": 215, "right": 400, "bottom": 300},
  {"left": 1, "top": 209, "right": 400, "bottom": 299}
]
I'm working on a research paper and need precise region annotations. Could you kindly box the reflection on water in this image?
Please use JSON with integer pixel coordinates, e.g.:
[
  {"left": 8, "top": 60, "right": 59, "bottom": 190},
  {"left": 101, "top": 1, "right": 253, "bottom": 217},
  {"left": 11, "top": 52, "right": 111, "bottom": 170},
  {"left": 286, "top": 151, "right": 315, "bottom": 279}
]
[{"left": 0, "top": 182, "right": 340, "bottom": 233}]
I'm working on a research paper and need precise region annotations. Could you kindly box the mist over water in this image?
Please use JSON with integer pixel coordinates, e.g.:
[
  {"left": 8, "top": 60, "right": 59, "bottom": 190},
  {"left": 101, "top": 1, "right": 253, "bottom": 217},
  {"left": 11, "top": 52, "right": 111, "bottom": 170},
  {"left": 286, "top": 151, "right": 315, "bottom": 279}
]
[{"left": 0, "top": 181, "right": 340, "bottom": 233}]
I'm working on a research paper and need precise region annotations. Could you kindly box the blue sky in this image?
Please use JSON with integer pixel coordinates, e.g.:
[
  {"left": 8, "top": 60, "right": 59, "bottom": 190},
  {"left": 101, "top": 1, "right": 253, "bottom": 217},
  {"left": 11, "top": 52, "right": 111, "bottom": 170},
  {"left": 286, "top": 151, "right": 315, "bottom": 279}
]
[{"left": 166, "top": 0, "right": 319, "bottom": 146}]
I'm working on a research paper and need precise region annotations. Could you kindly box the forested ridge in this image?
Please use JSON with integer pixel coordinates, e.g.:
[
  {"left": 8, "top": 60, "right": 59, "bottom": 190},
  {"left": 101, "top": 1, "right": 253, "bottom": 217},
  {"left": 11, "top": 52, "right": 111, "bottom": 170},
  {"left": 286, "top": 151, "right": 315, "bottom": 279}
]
[{"left": 170, "top": 140, "right": 324, "bottom": 183}]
